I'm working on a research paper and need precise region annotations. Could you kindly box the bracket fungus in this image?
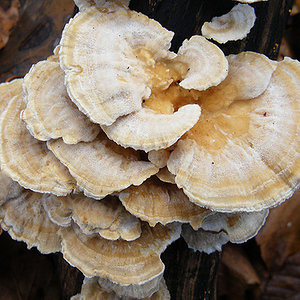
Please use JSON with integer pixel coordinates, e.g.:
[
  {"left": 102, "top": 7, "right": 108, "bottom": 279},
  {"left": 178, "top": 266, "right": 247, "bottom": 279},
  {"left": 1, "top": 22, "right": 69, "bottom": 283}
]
[
  {"left": 199, "top": 210, "right": 269, "bottom": 244},
  {"left": 182, "top": 209, "right": 268, "bottom": 254},
  {"left": 167, "top": 55, "right": 300, "bottom": 212},
  {"left": 59, "top": 5, "right": 175, "bottom": 126},
  {"left": 0, "top": 79, "right": 76, "bottom": 195},
  {"left": 0, "top": 190, "right": 61, "bottom": 254},
  {"left": 47, "top": 135, "right": 158, "bottom": 199},
  {"left": 201, "top": 4, "right": 256, "bottom": 44},
  {"left": 0, "top": 0, "right": 299, "bottom": 297},
  {"left": 43, "top": 193, "right": 141, "bottom": 241},
  {"left": 173, "top": 35, "right": 228, "bottom": 91},
  {"left": 22, "top": 56, "right": 100, "bottom": 144},
  {"left": 119, "top": 177, "right": 211, "bottom": 229},
  {"left": 102, "top": 105, "right": 201, "bottom": 152},
  {"left": 60, "top": 222, "right": 181, "bottom": 285}
]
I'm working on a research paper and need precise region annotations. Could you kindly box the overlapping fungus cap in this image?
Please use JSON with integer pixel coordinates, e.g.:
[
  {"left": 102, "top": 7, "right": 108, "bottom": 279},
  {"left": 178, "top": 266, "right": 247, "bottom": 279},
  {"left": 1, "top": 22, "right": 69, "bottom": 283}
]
[
  {"left": 181, "top": 209, "right": 268, "bottom": 253},
  {"left": 101, "top": 35, "right": 228, "bottom": 152},
  {"left": 167, "top": 54, "right": 300, "bottom": 212},
  {"left": 101, "top": 105, "right": 201, "bottom": 152},
  {"left": 59, "top": 4, "right": 230, "bottom": 153},
  {"left": 60, "top": 222, "right": 181, "bottom": 285},
  {"left": 0, "top": 79, "right": 76, "bottom": 195},
  {"left": 71, "top": 277, "right": 170, "bottom": 300},
  {"left": 43, "top": 193, "right": 141, "bottom": 241},
  {"left": 119, "top": 177, "right": 211, "bottom": 229},
  {"left": 0, "top": 190, "right": 61, "bottom": 254},
  {"left": 201, "top": 4, "right": 256, "bottom": 44},
  {"left": 47, "top": 133, "right": 158, "bottom": 199},
  {"left": 59, "top": 4, "right": 175, "bottom": 126},
  {"left": 173, "top": 36, "right": 228, "bottom": 90},
  {"left": 22, "top": 55, "right": 100, "bottom": 144}
]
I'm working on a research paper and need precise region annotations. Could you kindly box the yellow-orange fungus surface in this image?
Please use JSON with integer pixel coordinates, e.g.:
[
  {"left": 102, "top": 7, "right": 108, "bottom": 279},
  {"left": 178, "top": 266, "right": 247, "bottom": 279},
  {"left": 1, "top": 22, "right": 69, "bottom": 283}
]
[
  {"left": 186, "top": 100, "right": 252, "bottom": 150},
  {"left": 139, "top": 50, "right": 253, "bottom": 152}
]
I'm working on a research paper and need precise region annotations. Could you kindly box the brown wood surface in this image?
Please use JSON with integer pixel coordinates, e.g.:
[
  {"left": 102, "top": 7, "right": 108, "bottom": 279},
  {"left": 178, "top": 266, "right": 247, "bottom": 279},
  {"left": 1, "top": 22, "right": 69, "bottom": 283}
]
[{"left": 0, "top": 0, "right": 294, "bottom": 300}]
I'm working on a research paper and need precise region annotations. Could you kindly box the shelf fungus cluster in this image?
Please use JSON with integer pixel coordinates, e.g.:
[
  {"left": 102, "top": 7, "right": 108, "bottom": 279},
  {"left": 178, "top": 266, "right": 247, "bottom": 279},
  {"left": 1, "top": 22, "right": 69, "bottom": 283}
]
[{"left": 0, "top": 0, "right": 299, "bottom": 298}]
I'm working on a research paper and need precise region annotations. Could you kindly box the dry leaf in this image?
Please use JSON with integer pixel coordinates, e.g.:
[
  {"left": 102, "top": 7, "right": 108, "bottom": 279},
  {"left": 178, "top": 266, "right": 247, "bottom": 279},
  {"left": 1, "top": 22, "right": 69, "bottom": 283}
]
[
  {"left": 294, "top": 1, "right": 300, "bottom": 14},
  {"left": 0, "top": 0, "right": 20, "bottom": 50},
  {"left": 256, "top": 190, "right": 300, "bottom": 271},
  {"left": 262, "top": 252, "right": 300, "bottom": 299},
  {"left": 218, "top": 244, "right": 261, "bottom": 299}
]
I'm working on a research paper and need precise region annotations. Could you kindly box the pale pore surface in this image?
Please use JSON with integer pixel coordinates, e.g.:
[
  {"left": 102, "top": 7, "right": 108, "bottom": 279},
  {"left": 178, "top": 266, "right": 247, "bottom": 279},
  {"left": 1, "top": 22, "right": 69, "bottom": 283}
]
[
  {"left": 43, "top": 194, "right": 141, "bottom": 241},
  {"left": 175, "top": 35, "right": 228, "bottom": 90},
  {"left": 60, "top": 222, "right": 181, "bottom": 285},
  {"left": 102, "top": 105, "right": 201, "bottom": 152},
  {"left": 181, "top": 225, "right": 230, "bottom": 254},
  {"left": 59, "top": 6, "right": 174, "bottom": 125},
  {"left": 22, "top": 59, "right": 100, "bottom": 144},
  {"left": 71, "top": 277, "right": 170, "bottom": 300},
  {"left": 0, "top": 172, "right": 24, "bottom": 205},
  {"left": 98, "top": 274, "right": 164, "bottom": 298},
  {"left": 200, "top": 209, "right": 269, "bottom": 243},
  {"left": 47, "top": 135, "right": 158, "bottom": 199},
  {"left": 0, "top": 191, "right": 61, "bottom": 253},
  {"left": 74, "top": 0, "right": 130, "bottom": 12},
  {"left": 0, "top": 80, "right": 76, "bottom": 195},
  {"left": 119, "top": 178, "right": 210, "bottom": 229},
  {"left": 182, "top": 210, "right": 269, "bottom": 253},
  {"left": 167, "top": 57, "right": 300, "bottom": 212},
  {"left": 201, "top": 4, "right": 256, "bottom": 44}
]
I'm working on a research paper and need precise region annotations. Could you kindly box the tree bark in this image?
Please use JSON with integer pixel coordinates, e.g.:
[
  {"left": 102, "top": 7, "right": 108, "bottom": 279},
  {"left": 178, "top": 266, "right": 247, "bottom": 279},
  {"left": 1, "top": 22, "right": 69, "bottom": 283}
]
[
  {"left": 161, "top": 239, "right": 221, "bottom": 300},
  {"left": 129, "top": 0, "right": 293, "bottom": 59}
]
